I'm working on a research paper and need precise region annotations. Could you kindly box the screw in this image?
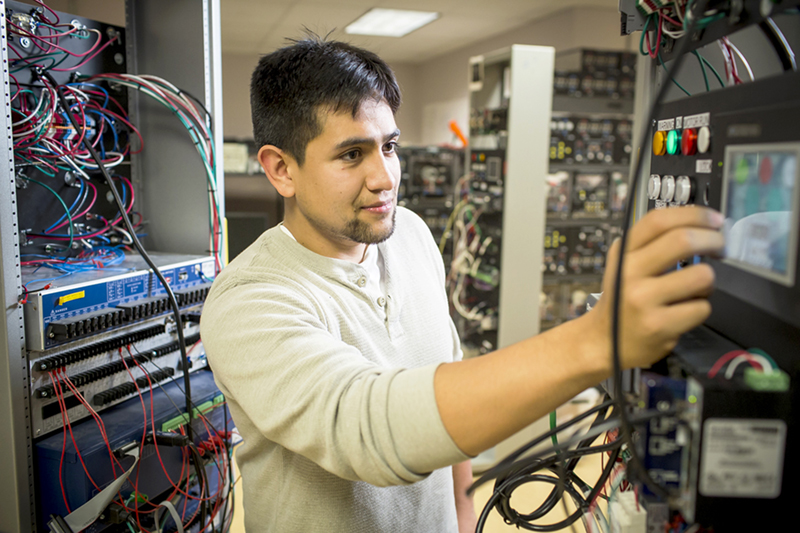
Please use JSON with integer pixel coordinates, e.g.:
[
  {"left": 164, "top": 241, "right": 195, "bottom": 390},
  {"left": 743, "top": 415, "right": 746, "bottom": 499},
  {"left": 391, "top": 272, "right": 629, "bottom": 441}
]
[
  {"left": 20, "top": 37, "right": 30, "bottom": 48},
  {"left": 114, "top": 53, "right": 124, "bottom": 65},
  {"left": 36, "top": 429, "right": 41, "bottom": 435},
  {"left": 48, "top": 332, "right": 55, "bottom": 339},
  {"left": 64, "top": 171, "right": 76, "bottom": 186},
  {"left": 657, "top": 400, "right": 671, "bottom": 412},
  {"left": 70, "top": 19, "right": 81, "bottom": 29}
]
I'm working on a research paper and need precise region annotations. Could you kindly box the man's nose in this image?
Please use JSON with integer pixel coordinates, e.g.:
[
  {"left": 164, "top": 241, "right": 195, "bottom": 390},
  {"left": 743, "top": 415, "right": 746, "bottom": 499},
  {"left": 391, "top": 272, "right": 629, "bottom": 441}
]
[{"left": 365, "top": 152, "right": 398, "bottom": 192}]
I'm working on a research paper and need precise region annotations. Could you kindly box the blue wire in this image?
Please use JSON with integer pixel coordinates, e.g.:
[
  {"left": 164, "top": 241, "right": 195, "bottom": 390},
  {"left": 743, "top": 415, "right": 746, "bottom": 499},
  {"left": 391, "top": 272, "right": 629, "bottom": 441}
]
[
  {"left": 44, "top": 176, "right": 85, "bottom": 233},
  {"left": 67, "top": 82, "right": 109, "bottom": 108}
]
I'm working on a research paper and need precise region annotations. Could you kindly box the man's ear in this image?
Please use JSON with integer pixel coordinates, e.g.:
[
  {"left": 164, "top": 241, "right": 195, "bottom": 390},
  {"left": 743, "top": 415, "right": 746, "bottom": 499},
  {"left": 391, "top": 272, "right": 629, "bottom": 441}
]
[{"left": 258, "top": 145, "right": 296, "bottom": 198}]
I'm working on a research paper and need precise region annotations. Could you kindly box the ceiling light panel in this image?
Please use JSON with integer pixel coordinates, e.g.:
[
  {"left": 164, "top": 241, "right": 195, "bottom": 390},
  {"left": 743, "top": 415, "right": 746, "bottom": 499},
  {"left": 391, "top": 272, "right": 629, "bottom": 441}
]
[{"left": 345, "top": 8, "right": 440, "bottom": 38}]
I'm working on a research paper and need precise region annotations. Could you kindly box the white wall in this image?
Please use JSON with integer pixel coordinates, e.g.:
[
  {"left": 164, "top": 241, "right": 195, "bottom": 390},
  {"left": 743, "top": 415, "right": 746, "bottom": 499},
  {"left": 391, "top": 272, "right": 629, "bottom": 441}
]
[{"left": 408, "top": 6, "right": 635, "bottom": 145}]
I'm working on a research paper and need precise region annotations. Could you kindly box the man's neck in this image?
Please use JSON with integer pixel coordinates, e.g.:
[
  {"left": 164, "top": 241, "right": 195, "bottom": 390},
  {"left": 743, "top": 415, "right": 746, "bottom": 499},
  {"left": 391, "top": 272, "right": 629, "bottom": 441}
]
[{"left": 281, "top": 218, "right": 367, "bottom": 264}]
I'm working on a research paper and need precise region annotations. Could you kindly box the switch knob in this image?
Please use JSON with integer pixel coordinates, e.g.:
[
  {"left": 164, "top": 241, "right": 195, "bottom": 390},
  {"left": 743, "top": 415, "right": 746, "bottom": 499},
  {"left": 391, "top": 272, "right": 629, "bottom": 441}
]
[
  {"left": 660, "top": 175, "right": 676, "bottom": 202},
  {"left": 674, "top": 176, "right": 693, "bottom": 205},
  {"left": 648, "top": 174, "right": 662, "bottom": 200},
  {"left": 697, "top": 126, "right": 711, "bottom": 154}
]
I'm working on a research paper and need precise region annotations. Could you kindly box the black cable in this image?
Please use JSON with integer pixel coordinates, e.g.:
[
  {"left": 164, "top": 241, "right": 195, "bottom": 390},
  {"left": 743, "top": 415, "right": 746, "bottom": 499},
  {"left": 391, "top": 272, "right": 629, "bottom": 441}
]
[
  {"left": 188, "top": 445, "right": 210, "bottom": 530},
  {"left": 496, "top": 404, "right": 616, "bottom": 524},
  {"left": 760, "top": 18, "right": 797, "bottom": 71},
  {"left": 220, "top": 404, "right": 234, "bottom": 532},
  {"left": 609, "top": 0, "right": 709, "bottom": 501},
  {"left": 178, "top": 88, "right": 214, "bottom": 134},
  {"left": 468, "top": 399, "right": 614, "bottom": 493},
  {"left": 471, "top": 406, "right": 674, "bottom": 497},
  {"left": 474, "top": 401, "right": 622, "bottom": 532},
  {"left": 476, "top": 441, "right": 622, "bottom": 532},
  {"left": 39, "top": 69, "right": 196, "bottom": 437}
]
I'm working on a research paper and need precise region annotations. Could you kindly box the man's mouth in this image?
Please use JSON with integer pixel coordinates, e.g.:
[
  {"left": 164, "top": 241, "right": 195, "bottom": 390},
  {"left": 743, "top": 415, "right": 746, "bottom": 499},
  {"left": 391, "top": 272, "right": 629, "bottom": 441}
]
[{"left": 361, "top": 200, "right": 394, "bottom": 213}]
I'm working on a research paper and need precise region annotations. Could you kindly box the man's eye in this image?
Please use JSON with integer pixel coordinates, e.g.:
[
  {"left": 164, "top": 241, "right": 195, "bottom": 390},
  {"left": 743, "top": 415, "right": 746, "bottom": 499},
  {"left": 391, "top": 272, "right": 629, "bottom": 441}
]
[
  {"left": 342, "top": 149, "right": 361, "bottom": 161},
  {"left": 384, "top": 141, "right": 398, "bottom": 154}
]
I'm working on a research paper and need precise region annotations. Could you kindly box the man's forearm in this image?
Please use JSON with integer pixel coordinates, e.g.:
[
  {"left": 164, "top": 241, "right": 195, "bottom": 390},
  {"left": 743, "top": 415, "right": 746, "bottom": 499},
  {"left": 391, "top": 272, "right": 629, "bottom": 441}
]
[{"left": 434, "top": 311, "right": 609, "bottom": 457}]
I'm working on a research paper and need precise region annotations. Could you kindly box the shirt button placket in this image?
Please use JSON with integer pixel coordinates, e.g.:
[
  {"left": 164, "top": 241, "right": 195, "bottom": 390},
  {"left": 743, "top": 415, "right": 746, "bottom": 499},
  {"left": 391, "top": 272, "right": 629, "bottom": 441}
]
[{"left": 357, "top": 276, "right": 367, "bottom": 288}]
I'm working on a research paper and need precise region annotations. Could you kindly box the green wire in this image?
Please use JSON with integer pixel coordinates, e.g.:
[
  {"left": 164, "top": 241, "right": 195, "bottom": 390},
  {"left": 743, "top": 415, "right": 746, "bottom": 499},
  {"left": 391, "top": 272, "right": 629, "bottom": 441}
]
[
  {"left": 748, "top": 348, "right": 779, "bottom": 369},
  {"left": 693, "top": 51, "right": 710, "bottom": 91},
  {"left": 697, "top": 52, "right": 726, "bottom": 88},
  {"left": 549, "top": 410, "right": 559, "bottom": 448},
  {"left": 19, "top": 176, "right": 74, "bottom": 250},
  {"left": 15, "top": 155, "right": 56, "bottom": 177},
  {"left": 658, "top": 53, "right": 692, "bottom": 96},
  {"left": 638, "top": 14, "right": 655, "bottom": 57},
  {"left": 89, "top": 76, "right": 223, "bottom": 260}
]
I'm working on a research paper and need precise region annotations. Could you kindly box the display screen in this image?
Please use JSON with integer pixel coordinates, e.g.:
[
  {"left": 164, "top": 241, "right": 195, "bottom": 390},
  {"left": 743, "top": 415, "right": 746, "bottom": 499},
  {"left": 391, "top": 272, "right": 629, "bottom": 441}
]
[{"left": 722, "top": 144, "right": 799, "bottom": 286}]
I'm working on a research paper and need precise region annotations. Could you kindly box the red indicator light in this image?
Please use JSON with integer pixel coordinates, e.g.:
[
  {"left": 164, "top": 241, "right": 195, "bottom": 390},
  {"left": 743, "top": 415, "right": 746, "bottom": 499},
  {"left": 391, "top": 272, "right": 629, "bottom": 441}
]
[
  {"left": 682, "top": 128, "right": 698, "bottom": 156},
  {"left": 759, "top": 156, "right": 773, "bottom": 184}
]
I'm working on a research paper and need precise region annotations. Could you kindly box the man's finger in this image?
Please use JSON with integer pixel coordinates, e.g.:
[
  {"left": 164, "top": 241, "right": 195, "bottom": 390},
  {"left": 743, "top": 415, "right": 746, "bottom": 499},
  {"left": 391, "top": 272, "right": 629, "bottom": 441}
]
[
  {"left": 626, "top": 206, "right": 724, "bottom": 252},
  {"left": 627, "top": 227, "right": 724, "bottom": 277},
  {"left": 633, "top": 263, "right": 716, "bottom": 306},
  {"left": 656, "top": 298, "right": 713, "bottom": 339}
]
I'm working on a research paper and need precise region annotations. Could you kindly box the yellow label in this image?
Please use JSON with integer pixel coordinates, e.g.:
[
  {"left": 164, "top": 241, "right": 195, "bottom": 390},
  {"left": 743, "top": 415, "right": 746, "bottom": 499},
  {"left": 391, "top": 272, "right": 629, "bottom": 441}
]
[{"left": 58, "top": 291, "right": 85, "bottom": 306}]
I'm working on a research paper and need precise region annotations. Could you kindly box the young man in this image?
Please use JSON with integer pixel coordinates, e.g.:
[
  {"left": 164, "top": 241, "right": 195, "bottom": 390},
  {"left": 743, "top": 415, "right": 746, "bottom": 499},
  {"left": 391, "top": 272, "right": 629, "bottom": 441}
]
[{"left": 200, "top": 38, "right": 724, "bottom": 532}]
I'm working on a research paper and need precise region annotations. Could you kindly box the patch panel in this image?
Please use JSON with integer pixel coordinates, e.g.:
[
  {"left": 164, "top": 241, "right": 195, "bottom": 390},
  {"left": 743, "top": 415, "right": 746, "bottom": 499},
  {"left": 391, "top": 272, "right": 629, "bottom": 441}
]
[{"left": 23, "top": 253, "right": 214, "bottom": 350}]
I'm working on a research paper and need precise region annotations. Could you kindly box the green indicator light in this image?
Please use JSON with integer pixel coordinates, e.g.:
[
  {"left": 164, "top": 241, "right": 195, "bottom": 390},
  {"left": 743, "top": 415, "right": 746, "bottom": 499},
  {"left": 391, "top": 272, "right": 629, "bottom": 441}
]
[
  {"left": 688, "top": 395, "right": 697, "bottom": 404},
  {"left": 667, "top": 130, "right": 681, "bottom": 155},
  {"left": 735, "top": 158, "right": 750, "bottom": 184}
]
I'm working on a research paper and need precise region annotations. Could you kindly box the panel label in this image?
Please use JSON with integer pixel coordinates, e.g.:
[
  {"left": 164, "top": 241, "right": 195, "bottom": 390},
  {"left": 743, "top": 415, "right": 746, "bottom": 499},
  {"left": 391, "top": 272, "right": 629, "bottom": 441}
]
[
  {"left": 700, "top": 418, "right": 786, "bottom": 498},
  {"left": 684, "top": 112, "right": 710, "bottom": 128},
  {"left": 696, "top": 160, "right": 713, "bottom": 174},
  {"left": 654, "top": 199, "right": 667, "bottom": 209},
  {"left": 57, "top": 291, "right": 85, "bottom": 306},
  {"left": 658, "top": 119, "right": 675, "bottom": 131},
  {"left": 675, "top": 116, "right": 683, "bottom": 129}
]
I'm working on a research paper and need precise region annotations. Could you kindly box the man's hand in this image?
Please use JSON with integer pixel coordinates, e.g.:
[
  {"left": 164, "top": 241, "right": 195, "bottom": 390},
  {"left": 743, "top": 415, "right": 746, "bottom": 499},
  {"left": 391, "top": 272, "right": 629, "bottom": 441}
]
[
  {"left": 452, "top": 460, "right": 477, "bottom": 533},
  {"left": 591, "top": 205, "right": 725, "bottom": 371}
]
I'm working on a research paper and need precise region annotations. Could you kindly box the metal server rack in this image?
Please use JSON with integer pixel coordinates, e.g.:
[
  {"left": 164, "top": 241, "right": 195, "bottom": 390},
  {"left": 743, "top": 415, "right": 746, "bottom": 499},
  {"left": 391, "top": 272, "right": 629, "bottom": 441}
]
[
  {"left": 0, "top": 1, "right": 225, "bottom": 531},
  {"left": 465, "top": 45, "right": 554, "bottom": 466}
]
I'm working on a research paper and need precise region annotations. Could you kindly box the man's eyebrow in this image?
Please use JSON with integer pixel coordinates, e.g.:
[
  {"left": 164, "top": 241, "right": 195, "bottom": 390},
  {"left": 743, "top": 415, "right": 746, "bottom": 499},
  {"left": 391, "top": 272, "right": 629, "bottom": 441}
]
[{"left": 333, "top": 129, "right": 401, "bottom": 151}]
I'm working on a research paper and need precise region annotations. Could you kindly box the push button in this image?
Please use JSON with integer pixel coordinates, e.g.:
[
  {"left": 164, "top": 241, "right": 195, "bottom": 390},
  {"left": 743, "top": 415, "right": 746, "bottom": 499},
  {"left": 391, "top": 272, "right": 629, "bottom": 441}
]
[{"left": 653, "top": 131, "right": 667, "bottom": 156}]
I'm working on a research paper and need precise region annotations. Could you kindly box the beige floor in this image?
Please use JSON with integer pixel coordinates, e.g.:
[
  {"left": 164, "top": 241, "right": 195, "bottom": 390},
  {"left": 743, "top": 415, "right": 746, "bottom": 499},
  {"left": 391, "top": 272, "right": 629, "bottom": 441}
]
[
  {"left": 228, "top": 451, "right": 603, "bottom": 533},
  {"left": 227, "top": 396, "right": 606, "bottom": 533}
]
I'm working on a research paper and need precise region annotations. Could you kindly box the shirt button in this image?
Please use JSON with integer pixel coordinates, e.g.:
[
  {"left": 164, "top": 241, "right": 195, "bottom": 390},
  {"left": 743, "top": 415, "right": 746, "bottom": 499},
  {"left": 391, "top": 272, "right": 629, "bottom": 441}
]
[
  {"left": 377, "top": 296, "right": 386, "bottom": 307},
  {"left": 357, "top": 277, "right": 367, "bottom": 287}
]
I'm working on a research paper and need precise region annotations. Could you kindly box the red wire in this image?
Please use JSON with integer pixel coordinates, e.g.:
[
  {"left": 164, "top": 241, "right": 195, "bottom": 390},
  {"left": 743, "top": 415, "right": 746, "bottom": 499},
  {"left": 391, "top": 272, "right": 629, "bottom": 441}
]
[
  {"left": 53, "top": 33, "right": 119, "bottom": 72},
  {"left": 57, "top": 370, "right": 125, "bottom": 477},
  {"left": 52, "top": 371, "right": 106, "bottom": 496},
  {"left": 51, "top": 371, "right": 71, "bottom": 513},
  {"left": 707, "top": 350, "right": 757, "bottom": 378}
]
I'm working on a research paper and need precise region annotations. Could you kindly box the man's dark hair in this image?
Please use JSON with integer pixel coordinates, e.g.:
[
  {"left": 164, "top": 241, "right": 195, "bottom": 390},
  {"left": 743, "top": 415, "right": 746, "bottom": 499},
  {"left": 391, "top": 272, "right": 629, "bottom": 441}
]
[{"left": 250, "top": 36, "right": 401, "bottom": 166}]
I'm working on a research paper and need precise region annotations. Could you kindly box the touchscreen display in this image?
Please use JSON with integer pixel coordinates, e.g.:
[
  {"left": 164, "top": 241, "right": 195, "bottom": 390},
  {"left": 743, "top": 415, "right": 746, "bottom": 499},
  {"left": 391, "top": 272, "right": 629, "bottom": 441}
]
[{"left": 723, "top": 144, "right": 799, "bottom": 286}]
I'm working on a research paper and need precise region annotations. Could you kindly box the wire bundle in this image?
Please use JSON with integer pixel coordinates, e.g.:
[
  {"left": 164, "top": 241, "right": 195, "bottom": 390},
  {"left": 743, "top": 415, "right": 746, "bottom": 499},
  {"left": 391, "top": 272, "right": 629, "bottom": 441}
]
[
  {"left": 48, "top": 342, "right": 236, "bottom": 533},
  {"left": 441, "top": 177, "right": 499, "bottom": 326},
  {"left": 83, "top": 73, "right": 223, "bottom": 273},
  {"left": 11, "top": 1, "right": 223, "bottom": 278},
  {"left": 639, "top": 0, "right": 729, "bottom": 96},
  {"left": 7, "top": 0, "right": 119, "bottom": 75},
  {"left": 12, "top": 73, "right": 143, "bottom": 252}
]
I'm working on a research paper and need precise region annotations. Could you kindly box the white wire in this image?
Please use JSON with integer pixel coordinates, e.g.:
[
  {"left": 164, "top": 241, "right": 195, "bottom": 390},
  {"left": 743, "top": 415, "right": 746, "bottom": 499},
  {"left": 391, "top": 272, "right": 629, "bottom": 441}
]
[
  {"left": 725, "top": 39, "right": 754, "bottom": 81},
  {"left": 724, "top": 354, "right": 773, "bottom": 379},
  {"left": 112, "top": 225, "right": 134, "bottom": 245},
  {"left": 718, "top": 40, "right": 735, "bottom": 85}
]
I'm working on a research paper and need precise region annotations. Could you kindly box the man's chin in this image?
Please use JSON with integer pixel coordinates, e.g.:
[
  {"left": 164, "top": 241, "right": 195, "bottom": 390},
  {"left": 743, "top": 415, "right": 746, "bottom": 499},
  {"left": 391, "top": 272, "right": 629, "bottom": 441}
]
[{"left": 349, "top": 209, "right": 396, "bottom": 244}]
